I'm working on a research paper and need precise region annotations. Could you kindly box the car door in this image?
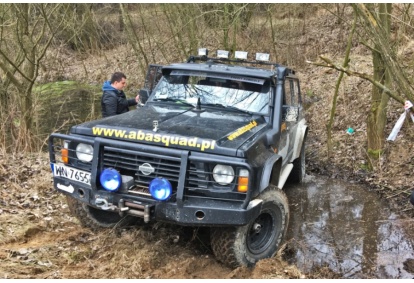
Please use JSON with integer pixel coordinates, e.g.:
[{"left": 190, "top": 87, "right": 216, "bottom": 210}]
[{"left": 280, "top": 77, "right": 302, "bottom": 163}]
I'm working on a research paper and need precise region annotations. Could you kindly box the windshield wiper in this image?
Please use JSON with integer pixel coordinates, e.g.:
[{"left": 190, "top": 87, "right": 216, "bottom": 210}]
[
  {"left": 202, "top": 103, "right": 252, "bottom": 114},
  {"left": 202, "top": 103, "right": 226, "bottom": 108},
  {"left": 153, "top": 98, "right": 194, "bottom": 107}
]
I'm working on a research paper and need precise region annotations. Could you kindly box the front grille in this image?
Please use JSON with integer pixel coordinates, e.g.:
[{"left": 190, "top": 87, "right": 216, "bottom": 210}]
[
  {"left": 187, "top": 162, "right": 209, "bottom": 190},
  {"left": 103, "top": 146, "right": 181, "bottom": 195}
]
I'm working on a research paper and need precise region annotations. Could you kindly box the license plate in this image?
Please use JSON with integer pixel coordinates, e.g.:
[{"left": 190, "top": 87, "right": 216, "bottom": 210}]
[{"left": 52, "top": 163, "right": 91, "bottom": 185}]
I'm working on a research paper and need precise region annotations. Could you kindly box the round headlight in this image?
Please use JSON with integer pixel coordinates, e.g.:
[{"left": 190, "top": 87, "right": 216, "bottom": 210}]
[
  {"left": 149, "top": 178, "right": 172, "bottom": 201},
  {"left": 213, "top": 165, "right": 235, "bottom": 185},
  {"left": 76, "top": 143, "right": 93, "bottom": 162},
  {"left": 100, "top": 168, "right": 121, "bottom": 192}
]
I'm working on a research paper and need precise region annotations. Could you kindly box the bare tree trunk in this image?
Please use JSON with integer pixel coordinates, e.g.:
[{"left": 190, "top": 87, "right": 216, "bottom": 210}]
[
  {"left": 146, "top": 4, "right": 169, "bottom": 63},
  {"left": 118, "top": 4, "right": 124, "bottom": 31},
  {"left": 137, "top": 4, "right": 156, "bottom": 63},
  {"left": 120, "top": 3, "right": 147, "bottom": 76},
  {"left": 14, "top": 4, "right": 35, "bottom": 151},
  {"left": 161, "top": 4, "right": 187, "bottom": 59},
  {"left": 222, "top": 4, "right": 230, "bottom": 50},
  {"left": 366, "top": 3, "right": 391, "bottom": 163},
  {"left": 186, "top": 4, "right": 200, "bottom": 55},
  {"left": 267, "top": 6, "right": 278, "bottom": 61}
]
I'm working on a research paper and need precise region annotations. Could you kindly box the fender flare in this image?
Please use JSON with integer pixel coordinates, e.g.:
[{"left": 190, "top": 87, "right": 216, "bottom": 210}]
[{"left": 259, "top": 154, "right": 282, "bottom": 192}]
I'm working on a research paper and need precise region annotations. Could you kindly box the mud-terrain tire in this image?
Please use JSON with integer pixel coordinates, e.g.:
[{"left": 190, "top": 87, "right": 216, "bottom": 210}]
[
  {"left": 66, "top": 196, "right": 136, "bottom": 230},
  {"left": 288, "top": 140, "right": 305, "bottom": 183},
  {"left": 210, "top": 187, "right": 289, "bottom": 268}
]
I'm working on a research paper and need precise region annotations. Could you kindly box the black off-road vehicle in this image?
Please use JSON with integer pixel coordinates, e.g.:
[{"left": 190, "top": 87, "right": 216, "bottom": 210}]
[{"left": 49, "top": 49, "right": 308, "bottom": 268}]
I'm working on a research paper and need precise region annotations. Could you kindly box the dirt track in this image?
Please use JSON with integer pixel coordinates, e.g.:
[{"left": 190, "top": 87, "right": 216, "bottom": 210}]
[{"left": 0, "top": 153, "right": 308, "bottom": 279}]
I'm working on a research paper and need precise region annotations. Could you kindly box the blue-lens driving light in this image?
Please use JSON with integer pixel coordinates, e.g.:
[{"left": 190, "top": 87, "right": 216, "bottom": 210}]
[
  {"left": 149, "top": 178, "right": 172, "bottom": 201},
  {"left": 100, "top": 168, "right": 121, "bottom": 192}
]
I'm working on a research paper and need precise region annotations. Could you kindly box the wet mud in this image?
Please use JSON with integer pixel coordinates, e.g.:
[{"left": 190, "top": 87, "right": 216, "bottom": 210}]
[{"left": 284, "top": 175, "right": 414, "bottom": 279}]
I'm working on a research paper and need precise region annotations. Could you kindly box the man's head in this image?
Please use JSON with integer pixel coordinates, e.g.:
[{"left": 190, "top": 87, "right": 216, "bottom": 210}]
[{"left": 110, "top": 72, "right": 127, "bottom": 91}]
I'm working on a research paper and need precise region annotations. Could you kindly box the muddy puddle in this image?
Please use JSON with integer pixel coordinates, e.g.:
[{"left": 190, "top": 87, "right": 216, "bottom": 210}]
[{"left": 284, "top": 175, "right": 414, "bottom": 279}]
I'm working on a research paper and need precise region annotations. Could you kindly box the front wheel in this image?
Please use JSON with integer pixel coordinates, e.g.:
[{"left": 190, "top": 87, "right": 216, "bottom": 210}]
[{"left": 210, "top": 187, "right": 289, "bottom": 268}]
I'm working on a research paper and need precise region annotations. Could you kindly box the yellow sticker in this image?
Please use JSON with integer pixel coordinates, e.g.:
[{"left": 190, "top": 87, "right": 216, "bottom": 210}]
[
  {"left": 92, "top": 127, "right": 216, "bottom": 151},
  {"left": 227, "top": 120, "right": 258, "bottom": 141},
  {"left": 281, "top": 122, "right": 287, "bottom": 132}
]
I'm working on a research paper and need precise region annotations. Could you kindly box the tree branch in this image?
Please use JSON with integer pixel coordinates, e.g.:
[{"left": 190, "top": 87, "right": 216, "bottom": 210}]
[
  {"left": 0, "top": 49, "right": 29, "bottom": 86},
  {"left": 307, "top": 55, "right": 406, "bottom": 105},
  {"left": 0, "top": 57, "right": 24, "bottom": 90}
]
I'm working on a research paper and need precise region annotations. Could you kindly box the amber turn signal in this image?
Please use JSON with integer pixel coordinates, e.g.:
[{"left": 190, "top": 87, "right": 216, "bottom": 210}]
[
  {"left": 61, "top": 148, "right": 69, "bottom": 164},
  {"left": 237, "top": 176, "right": 249, "bottom": 193}
]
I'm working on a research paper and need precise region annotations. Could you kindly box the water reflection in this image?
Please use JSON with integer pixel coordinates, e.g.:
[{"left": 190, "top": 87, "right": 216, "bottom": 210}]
[{"left": 284, "top": 175, "right": 414, "bottom": 279}]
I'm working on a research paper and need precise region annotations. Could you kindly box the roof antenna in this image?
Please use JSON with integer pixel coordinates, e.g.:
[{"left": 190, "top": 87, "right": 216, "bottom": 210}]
[
  {"left": 193, "top": 97, "right": 204, "bottom": 112},
  {"left": 196, "top": 97, "right": 201, "bottom": 110}
]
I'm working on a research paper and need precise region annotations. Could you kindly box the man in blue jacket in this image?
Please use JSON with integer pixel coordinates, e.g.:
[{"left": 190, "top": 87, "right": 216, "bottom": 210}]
[{"left": 101, "top": 72, "right": 140, "bottom": 118}]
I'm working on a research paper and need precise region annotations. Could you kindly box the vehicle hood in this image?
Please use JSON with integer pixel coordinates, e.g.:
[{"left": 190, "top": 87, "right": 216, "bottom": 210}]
[{"left": 71, "top": 103, "right": 268, "bottom": 155}]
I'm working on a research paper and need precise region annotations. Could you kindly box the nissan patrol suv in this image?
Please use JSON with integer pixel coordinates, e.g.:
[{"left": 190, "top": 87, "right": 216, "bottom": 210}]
[{"left": 48, "top": 48, "right": 308, "bottom": 268}]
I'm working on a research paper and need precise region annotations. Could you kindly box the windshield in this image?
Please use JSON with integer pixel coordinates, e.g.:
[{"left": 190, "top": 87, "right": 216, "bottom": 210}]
[{"left": 151, "top": 71, "right": 271, "bottom": 115}]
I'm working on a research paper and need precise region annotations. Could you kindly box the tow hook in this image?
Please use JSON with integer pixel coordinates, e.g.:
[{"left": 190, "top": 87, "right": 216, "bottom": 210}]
[{"left": 95, "top": 198, "right": 117, "bottom": 211}]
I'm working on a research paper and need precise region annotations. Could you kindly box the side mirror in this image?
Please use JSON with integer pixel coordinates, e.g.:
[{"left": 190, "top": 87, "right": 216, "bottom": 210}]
[{"left": 139, "top": 89, "right": 150, "bottom": 104}]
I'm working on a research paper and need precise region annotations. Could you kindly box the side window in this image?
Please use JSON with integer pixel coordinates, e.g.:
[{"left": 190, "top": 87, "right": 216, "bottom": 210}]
[
  {"left": 284, "top": 79, "right": 300, "bottom": 106},
  {"left": 284, "top": 80, "right": 292, "bottom": 105},
  {"left": 292, "top": 80, "right": 301, "bottom": 106},
  {"left": 283, "top": 79, "right": 300, "bottom": 122}
]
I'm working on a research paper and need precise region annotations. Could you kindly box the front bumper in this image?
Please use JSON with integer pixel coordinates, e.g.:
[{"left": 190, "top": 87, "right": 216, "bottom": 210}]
[
  {"left": 49, "top": 133, "right": 259, "bottom": 226},
  {"left": 53, "top": 177, "right": 262, "bottom": 226}
]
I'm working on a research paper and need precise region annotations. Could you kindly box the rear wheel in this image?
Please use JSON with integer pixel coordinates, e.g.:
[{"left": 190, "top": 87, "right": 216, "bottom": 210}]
[
  {"left": 66, "top": 196, "right": 136, "bottom": 230},
  {"left": 210, "top": 187, "right": 289, "bottom": 268}
]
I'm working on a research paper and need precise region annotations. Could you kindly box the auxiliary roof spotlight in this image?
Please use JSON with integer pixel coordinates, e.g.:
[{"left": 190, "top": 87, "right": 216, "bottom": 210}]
[
  {"left": 217, "top": 50, "right": 229, "bottom": 59},
  {"left": 256, "top": 53, "right": 270, "bottom": 62},
  {"left": 198, "top": 48, "right": 208, "bottom": 57},
  {"left": 235, "top": 51, "right": 248, "bottom": 60},
  {"left": 149, "top": 177, "right": 172, "bottom": 201},
  {"left": 100, "top": 168, "right": 121, "bottom": 192}
]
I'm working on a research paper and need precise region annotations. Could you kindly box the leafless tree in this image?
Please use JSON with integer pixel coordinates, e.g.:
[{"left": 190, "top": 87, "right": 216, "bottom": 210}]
[
  {"left": 0, "top": 4, "right": 67, "bottom": 152},
  {"left": 309, "top": 3, "right": 413, "bottom": 165}
]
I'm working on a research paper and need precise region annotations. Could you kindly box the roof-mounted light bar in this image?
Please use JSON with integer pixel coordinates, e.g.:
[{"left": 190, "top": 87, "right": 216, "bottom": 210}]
[
  {"left": 255, "top": 53, "right": 270, "bottom": 62},
  {"left": 217, "top": 50, "right": 229, "bottom": 59},
  {"left": 193, "top": 48, "right": 275, "bottom": 66},
  {"left": 235, "top": 51, "right": 248, "bottom": 60}
]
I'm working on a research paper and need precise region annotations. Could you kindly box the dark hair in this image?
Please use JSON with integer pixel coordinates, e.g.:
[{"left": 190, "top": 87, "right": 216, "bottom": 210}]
[{"left": 110, "top": 72, "right": 126, "bottom": 84}]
